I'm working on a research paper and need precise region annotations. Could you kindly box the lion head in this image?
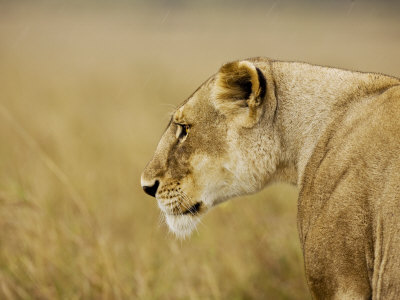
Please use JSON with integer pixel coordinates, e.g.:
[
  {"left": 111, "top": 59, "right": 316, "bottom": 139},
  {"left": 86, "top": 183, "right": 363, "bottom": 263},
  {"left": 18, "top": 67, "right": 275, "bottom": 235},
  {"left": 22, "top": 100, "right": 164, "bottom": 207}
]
[{"left": 141, "top": 59, "right": 280, "bottom": 238}]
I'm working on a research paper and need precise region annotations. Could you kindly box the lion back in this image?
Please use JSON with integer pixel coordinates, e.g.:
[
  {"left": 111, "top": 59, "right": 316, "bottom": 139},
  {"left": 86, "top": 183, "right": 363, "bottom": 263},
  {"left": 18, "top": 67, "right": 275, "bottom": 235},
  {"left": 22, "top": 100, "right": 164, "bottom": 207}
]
[{"left": 298, "top": 84, "right": 400, "bottom": 299}]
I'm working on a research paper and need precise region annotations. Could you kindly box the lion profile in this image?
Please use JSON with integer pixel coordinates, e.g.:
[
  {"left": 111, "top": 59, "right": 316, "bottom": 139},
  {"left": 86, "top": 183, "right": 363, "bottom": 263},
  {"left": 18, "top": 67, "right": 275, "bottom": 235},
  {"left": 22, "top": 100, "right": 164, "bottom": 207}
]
[{"left": 141, "top": 57, "right": 400, "bottom": 299}]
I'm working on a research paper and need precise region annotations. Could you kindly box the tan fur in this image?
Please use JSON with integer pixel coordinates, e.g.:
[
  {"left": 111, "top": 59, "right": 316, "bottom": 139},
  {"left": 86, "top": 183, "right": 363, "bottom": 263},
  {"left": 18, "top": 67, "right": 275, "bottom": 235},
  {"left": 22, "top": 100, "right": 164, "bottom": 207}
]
[{"left": 141, "top": 57, "right": 400, "bottom": 299}]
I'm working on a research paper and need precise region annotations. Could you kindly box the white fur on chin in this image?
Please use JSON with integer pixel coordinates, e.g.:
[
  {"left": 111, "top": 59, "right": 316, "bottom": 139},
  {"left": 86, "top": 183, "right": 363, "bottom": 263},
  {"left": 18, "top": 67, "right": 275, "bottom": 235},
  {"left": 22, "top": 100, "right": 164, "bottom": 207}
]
[{"left": 165, "top": 214, "right": 200, "bottom": 239}]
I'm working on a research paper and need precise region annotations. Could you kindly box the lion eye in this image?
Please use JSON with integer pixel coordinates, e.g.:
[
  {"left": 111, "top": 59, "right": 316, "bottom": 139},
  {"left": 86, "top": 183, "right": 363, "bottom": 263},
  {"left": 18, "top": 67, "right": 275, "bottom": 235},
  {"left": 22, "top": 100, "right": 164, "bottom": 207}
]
[{"left": 176, "top": 124, "right": 190, "bottom": 141}]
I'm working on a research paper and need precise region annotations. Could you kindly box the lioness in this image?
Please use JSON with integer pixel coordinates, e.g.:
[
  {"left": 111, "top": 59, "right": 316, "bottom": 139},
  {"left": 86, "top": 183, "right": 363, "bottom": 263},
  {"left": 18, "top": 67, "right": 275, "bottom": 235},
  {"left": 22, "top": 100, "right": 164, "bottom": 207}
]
[{"left": 141, "top": 57, "right": 400, "bottom": 299}]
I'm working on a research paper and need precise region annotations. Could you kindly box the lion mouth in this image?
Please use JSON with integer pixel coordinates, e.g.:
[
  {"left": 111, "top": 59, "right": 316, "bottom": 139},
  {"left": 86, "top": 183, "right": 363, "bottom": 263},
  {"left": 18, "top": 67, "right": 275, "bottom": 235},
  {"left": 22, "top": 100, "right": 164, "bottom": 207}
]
[
  {"left": 182, "top": 202, "right": 202, "bottom": 215},
  {"left": 163, "top": 202, "right": 206, "bottom": 238}
]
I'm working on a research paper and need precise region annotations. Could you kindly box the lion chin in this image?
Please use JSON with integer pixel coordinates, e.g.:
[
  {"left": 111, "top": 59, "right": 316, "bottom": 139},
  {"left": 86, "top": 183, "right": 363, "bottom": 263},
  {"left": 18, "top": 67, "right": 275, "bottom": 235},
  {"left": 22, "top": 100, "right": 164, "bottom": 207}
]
[{"left": 165, "top": 214, "right": 201, "bottom": 239}]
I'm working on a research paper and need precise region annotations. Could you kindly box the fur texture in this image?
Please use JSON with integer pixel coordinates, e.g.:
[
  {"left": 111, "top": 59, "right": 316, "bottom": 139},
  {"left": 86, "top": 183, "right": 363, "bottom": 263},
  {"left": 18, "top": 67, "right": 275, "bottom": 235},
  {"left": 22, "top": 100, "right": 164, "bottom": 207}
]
[{"left": 141, "top": 57, "right": 400, "bottom": 299}]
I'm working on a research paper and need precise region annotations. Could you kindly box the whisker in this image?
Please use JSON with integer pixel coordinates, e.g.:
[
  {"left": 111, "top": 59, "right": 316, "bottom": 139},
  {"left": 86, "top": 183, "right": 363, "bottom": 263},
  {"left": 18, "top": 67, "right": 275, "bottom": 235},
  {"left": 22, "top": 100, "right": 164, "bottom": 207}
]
[
  {"left": 178, "top": 191, "right": 197, "bottom": 217},
  {"left": 179, "top": 191, "right": 205, "bottom": 230},
  {"left": 163, "top": 199, "right": 178, "bottom": 206},
  {"left": 181, "top": 191, "right": 203, "bottom": 219},
  {"left": 175, "top": 201, "right": 197, "bottom": 236},
  {"left": 168, "top": 201, "right": 180, "bottom": 215}
]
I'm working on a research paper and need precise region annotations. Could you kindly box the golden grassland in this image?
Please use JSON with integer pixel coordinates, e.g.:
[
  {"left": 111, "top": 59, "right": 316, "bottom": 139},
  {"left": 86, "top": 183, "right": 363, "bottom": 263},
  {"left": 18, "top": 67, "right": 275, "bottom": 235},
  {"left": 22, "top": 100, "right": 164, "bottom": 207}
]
[{"left": 0, "top": 2, "right": 399, "bottom": 299}]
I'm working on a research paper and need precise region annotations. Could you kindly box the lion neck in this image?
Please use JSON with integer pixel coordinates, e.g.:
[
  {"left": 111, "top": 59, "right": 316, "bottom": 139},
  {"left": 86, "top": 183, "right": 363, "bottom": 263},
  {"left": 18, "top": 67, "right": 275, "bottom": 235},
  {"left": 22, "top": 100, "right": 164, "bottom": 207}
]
[{"left": 269, "top": 61, "right": 398, "bottom": 186}]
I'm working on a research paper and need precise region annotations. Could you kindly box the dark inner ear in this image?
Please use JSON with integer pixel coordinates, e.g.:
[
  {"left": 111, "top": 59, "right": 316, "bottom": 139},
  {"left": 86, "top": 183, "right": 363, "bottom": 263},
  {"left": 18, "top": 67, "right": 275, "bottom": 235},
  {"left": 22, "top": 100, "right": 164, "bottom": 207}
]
[
  {"left": 237, "top": 78, "right": 252, "bottom": 100},
  {"left": 256, "top": 67, "right": 266, "bottom": 99},
  {"left": 228, "top": 74, "right": 252, "bottom": 100},
  {"left": 228, "top": 67, "right": 266, "bottom": 101}
]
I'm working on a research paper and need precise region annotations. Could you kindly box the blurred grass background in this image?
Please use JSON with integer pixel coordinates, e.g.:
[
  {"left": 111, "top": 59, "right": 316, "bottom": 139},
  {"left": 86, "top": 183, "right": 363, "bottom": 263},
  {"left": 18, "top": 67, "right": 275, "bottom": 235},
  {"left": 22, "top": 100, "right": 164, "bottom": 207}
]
[{"left": 0, "top": 0, "right": 399, "bottom": 299}]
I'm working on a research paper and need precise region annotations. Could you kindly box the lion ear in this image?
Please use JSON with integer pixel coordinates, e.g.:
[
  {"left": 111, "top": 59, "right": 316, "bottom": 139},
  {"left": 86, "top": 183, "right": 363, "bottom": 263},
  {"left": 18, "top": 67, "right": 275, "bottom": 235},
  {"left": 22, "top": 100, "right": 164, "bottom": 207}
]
[
  {"left": 215, "top": 60, "right": 266, "bottom": 106},
  {"left": 214, "top": 60, "right": 267, "bottom": 126}
]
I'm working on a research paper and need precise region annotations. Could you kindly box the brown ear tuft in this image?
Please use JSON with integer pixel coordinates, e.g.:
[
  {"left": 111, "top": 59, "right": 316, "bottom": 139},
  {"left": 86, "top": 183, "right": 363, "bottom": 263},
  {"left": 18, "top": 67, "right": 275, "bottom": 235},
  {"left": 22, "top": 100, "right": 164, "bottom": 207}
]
[{"left": 215, "top": 61, "right": 265, "bottom": 103}]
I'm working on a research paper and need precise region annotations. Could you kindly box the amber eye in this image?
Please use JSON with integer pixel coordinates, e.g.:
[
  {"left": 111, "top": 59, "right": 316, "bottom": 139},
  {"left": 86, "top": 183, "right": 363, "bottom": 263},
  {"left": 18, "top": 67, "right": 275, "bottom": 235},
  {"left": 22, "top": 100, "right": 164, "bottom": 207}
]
[{"left": 176, "top": 124, "right": 190, "bottom": 141}]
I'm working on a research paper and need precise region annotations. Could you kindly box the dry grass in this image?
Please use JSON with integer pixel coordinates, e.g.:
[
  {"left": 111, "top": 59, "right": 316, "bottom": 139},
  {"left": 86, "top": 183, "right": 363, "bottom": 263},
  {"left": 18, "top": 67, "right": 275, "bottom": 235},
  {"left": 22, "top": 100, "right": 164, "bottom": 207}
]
[{"left": 0, "top": 1, "right": 399, "bottom": 299}]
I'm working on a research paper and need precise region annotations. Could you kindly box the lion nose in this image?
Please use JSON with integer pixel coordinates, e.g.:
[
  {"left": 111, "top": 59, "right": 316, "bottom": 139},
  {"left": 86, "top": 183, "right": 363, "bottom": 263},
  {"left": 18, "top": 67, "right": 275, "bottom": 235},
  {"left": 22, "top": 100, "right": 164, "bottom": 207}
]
[{"left": 142, "top": 180, "right": 160, "bottom": 198}]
